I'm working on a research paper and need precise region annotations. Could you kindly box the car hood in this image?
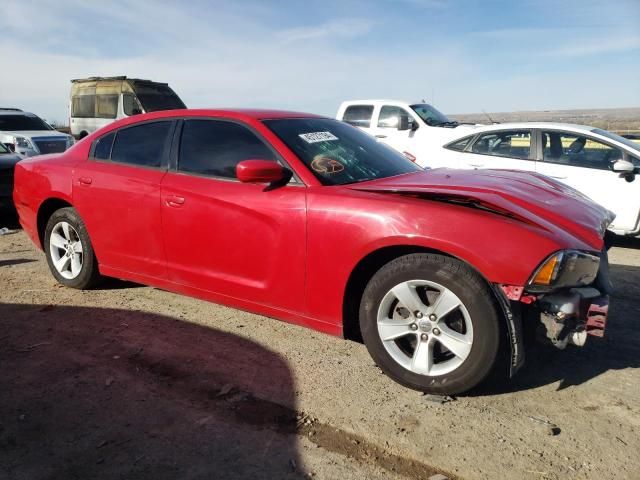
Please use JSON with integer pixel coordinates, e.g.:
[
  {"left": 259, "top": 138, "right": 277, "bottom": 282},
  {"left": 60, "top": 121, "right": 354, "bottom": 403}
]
[
  {"left": 348, "top": 168, "right": 614, "bottom": 249},
  {"left": 0, "top": 130, "right": 68, "bottom": 139}
]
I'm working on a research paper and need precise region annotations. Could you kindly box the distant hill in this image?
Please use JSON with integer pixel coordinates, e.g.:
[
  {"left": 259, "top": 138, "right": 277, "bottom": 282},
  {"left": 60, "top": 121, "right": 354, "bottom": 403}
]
[{"left": 449, "top": 107, "right": 640, "bottom": 134}]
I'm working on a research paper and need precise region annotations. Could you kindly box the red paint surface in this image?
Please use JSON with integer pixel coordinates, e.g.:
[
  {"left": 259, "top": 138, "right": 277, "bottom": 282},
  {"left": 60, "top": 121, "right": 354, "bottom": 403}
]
[{"left": 13, "top": 109, "right": 611, "bottom": 336}]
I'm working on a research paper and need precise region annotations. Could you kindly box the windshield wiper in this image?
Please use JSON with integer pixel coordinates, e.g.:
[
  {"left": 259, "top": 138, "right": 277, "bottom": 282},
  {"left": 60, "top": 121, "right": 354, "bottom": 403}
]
[{"left": 433, "top": 120, "right": 459, "bottom": 127}]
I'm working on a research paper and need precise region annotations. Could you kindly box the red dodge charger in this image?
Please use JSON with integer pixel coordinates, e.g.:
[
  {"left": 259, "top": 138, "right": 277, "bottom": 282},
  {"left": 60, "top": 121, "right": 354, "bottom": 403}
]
[{"left": 13, "top": 109, "right": 614, "bottom": 394}]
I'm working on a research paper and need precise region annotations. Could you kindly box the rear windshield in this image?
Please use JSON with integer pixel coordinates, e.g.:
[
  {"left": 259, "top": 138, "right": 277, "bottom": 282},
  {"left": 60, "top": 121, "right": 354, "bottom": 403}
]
[
  {"left": 132, "top": 83, "right": 186, "bottom": 112},
  {"left": 263, "top": 118, "right": 420, "bottom": 185},
  {"left": 0, "top": 114, "right": 53, "bottom": 131}
]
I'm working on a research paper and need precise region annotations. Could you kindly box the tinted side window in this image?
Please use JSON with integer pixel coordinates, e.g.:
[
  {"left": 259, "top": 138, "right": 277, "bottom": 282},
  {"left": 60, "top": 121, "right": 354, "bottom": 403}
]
[
  {"left": 471, "top": 130, "right": 531, "bottom": 160},
  {"left": 342, "top": 105, "right": 374, "bottom": 128},
  {"left": 542, "top": 131, "right": 622, "bottom": 170},
  {"left": 446, "top": 136, "right": 472, "bottom": 152},
  {"left": 377, "top": 106, "right": 412, "bottom": 128},
  {"left": 123, "top": 93, "right": 141, "bottom": 116},
  {"left": 110, "top": 121, "right": 172, "bottom": 168},
  {"left": 92, "top": 132, "right": 115, "bottom": 160},
  {"left": 71, "top": 95, "right": 95, "bottom": 118},
  {"left": 179, "top": 120, "right": 276, "bottom": 178},
  {"left": 96, "top": 94, "right": 118, "bottom": 119}
]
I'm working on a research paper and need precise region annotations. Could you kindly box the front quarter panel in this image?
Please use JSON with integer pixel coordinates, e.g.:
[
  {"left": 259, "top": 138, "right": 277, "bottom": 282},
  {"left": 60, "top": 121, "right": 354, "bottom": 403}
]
[{"left": 305, "top": 187, "right": 581, "bottom": 325}]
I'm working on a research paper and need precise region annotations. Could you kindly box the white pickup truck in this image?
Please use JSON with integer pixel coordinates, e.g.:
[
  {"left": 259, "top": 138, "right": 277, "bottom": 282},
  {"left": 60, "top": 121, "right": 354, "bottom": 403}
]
[{"left": 336, "top": 99, "right": 475, "bottom": 167}]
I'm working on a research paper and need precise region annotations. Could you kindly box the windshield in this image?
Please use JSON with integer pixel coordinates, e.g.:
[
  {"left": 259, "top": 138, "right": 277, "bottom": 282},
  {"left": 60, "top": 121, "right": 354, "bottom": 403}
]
[
  {"left": 0, "top": 114, "right": 53, "bottom": 131},
  {"left": 0, "top": 142, "right": 9, "bottom": 154},
  {"left": 264, "top": 118, "right": 421, "bottom": 186},
  {"left": 132, "top": 83, "right": 186, "bottom": 112},
  {"left": 410, "top": 104, "right": 454, "bottom": 126},
  {"left": 592, "top": 128, "right": 640, "bottom": 154}
]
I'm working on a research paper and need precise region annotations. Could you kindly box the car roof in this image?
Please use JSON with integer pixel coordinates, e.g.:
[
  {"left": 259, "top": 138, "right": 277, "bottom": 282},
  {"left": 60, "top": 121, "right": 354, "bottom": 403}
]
[
  {"left": 461, "top": 122, "right": 597, "bottom": 134},
  {"left": 340, "top": 99, "right": 412, "bottom": 105},
  {"left": 128, "top": 108, "right": 325, "bottom": 122},
  {"left": 0, "top": 110, "right": 36, "bottom": 116}
]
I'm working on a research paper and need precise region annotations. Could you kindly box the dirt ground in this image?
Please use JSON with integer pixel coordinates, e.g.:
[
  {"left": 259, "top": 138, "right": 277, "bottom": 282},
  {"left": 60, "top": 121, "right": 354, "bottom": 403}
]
[{"left": 1, "top": 218, "right": 639, "bottom": 480}]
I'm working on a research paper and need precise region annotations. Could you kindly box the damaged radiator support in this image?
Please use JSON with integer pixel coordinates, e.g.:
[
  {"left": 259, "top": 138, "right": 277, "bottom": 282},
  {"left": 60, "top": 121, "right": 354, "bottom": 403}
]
[{"left": 537, "top": 287, "right": 609, "bottom": 349}]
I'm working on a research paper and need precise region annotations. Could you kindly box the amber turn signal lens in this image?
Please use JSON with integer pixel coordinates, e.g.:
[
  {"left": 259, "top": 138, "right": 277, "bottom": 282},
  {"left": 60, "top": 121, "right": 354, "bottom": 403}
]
[{"left": 532, "top": 254, "right": 560, "bottom": 285}]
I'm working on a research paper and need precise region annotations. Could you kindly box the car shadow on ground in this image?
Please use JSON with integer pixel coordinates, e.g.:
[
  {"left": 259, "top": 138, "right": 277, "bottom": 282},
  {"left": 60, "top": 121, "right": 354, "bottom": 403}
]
[
  {"left": 0, "top": 303, "right": 307, "bottom": 480},
  {"left": 476, "top": 261, "right": 640, "bottom": 395}
]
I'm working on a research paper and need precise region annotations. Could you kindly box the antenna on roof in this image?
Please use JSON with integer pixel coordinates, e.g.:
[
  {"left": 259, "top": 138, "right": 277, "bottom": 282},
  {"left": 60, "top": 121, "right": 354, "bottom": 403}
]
[{"left": 482, "top": 109, "right": 498, "bottom": 124}]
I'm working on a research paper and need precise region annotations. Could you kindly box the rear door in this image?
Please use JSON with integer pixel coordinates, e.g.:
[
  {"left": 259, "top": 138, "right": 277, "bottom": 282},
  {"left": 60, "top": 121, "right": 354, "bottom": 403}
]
[
  {"left": 461, "top": 129, "right": 536, "bottom": 172},
  {"left": 535, "top": 129, "right": 640, "bottom": 232},
  {"left": 160, "top": 118, "right": 307, "bottom": 312},
  {"left": 73, "top": 120, "right": 174, "bottom": 278}
]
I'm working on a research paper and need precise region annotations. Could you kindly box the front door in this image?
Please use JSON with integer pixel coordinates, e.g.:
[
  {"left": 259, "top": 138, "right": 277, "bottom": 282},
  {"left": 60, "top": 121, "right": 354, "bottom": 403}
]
[
  {"left": 535, "top": 130, "right": 640, "bottom": 233},
  {"left": 371, "top": 105, "right": 418, "bottom": 156},
  {"left": 73, "top": 120, "right": 174, "bottom": 278},
  {"left": 161, "top": 118, "right": 307, "bottom": 312}
]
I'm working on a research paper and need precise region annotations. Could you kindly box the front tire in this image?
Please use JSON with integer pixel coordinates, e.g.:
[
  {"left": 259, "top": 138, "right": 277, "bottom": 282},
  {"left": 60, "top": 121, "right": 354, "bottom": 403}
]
[
  {"left": 44, "top": 207, "right": 102, "bottom": 289},
  {"left": 359, "top": 253, "right": 501, "bottom": 395}
]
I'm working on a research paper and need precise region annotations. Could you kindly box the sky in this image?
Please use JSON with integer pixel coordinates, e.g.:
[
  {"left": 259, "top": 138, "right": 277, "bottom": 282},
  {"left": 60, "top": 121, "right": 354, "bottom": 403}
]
[{"left": 0, "top": 0, "right": 639, "bottom": 124}]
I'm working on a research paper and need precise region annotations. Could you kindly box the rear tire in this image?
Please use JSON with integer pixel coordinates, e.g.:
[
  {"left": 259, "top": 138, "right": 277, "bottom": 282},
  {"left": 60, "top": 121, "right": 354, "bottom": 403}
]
[
  {"left": 359, "top": 253, "right": 501, "bottom": 395},
  {"left": 44, "top": 207, "right": 102, "bottom": 289}
]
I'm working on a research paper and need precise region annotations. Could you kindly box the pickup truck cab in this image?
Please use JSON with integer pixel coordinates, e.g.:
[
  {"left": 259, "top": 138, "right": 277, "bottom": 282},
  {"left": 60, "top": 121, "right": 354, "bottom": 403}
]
[{"left": 336, "top": 100, "right": 474, "bottom": 166}]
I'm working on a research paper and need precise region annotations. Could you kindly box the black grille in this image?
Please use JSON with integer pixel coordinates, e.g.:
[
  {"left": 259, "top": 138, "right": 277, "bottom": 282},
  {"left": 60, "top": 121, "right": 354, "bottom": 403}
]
[{"left": 33, "top": 137, "right": 67, "bottom": 154}]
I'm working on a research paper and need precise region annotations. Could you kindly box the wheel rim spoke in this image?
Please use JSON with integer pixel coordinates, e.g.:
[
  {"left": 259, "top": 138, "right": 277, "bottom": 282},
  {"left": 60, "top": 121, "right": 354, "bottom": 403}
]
[
  {"left": 54, "top": 255, "right": 71, "bottom": 274},
  {"left": 436, "top": 324, "right": 472, "bottom": 359},
  {"left": 70, "top": 254, "right": 82, "bottom": 276},
  {"left": 429, "top": 288, "right": 461, "bottom": 320},
  {"left": 391, "top": 282, "right": 425, "bottom": 314},
  {"left": 378, "top": 320, "right": 413, "bottom": 341},
  {"left": 72, "top": 241, "right": 83, "bottom": 253},
  {"left": 61, "top": 222, "right": 72, "bottom": 241},
  {"left": 50, "top": 233, "right": 67, "bottom": 249},
  {"left": 411, "top": 338, "right": 433, "bottom": 375}
]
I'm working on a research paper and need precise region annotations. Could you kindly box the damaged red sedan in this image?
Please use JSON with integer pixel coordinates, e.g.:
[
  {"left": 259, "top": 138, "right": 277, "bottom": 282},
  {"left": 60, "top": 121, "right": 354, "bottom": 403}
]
[{"left": 13, "top": 109, "right": 614, "bottom": 394}]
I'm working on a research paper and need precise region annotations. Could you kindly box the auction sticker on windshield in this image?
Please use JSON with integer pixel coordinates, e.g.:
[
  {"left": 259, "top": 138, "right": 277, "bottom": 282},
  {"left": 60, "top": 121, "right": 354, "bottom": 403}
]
[{"left": 299, "top": 132, "right": 339, "bottom": 143}]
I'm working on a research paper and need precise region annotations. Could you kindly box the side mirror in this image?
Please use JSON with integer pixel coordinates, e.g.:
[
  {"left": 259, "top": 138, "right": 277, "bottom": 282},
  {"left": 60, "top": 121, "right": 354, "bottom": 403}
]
[
  {"left": 612, "top": 159, "right": 635, "bottom": 173},
  {"left": 131, "top": 108, "right": 142, "bottom": 115},
  {"left": 397, "top": 116, "right": 410, "bottom": 131},
  {"left": 236, "top": 159, "right": 288, "bottom": 184}
]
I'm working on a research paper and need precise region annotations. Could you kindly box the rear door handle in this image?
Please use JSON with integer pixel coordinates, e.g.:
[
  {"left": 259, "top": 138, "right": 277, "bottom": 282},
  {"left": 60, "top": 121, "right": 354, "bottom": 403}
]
[
  {"left": 165, "top": 195, "right": 185, "bottom": 208},
  {"left": 468, "top": 164, "right": 484, "bottom": 168},
  {"left": 78, "top": 177, "right": 92, "bottom": 185},
  {"left": 549, "top": 175, "right": 567, "bottom": 180}
]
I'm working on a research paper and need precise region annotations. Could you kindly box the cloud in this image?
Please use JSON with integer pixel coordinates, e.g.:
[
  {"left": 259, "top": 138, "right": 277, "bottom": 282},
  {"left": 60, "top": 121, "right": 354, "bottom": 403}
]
[
  {"left": 276, "top": 18, "right": 374, "bottom": 43},
  {"left": 545, "top": 36, "right": 640, "bottom": 57}
]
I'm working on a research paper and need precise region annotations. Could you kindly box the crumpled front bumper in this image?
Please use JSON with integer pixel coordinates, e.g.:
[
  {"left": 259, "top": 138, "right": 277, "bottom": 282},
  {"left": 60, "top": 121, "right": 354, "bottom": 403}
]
[{"left": 535, "top": 248, "right": 612, "bottom": 349}]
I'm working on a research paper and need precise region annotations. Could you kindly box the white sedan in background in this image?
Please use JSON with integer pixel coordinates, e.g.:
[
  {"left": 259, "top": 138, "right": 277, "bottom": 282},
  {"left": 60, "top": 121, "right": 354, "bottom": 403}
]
[{"left": 432, "top": 122, "right": 640, "bottom": 236}]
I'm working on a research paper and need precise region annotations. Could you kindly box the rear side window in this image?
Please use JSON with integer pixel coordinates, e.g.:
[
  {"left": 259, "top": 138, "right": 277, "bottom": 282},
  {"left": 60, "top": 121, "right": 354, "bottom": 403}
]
[
  {"left": 178, "top": 120, "right": 276, "bottom": 179},
  {"left": 471, "top": 130, "right": 532, "bottom": 160},
  {"left": 110, "top": 121, "right": 172, "bottom": 168},
  {"left": 71, "top": 95, "right": 96, "bottom": 118},
  {"left": 342, "top": 105, "right": 374, "bottom": 128},
  {"left": 446, "top": 136, "right": 472, "bottom": 152},
  {"left": 92, "top": 132, "right": 115, "bottom": 160},
  {"left": 96, "top": 94, "right": 118, "bottom": 119}
]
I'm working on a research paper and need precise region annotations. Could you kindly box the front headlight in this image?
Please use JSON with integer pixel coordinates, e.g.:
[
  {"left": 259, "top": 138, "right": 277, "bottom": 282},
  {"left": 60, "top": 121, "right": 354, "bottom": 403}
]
[
  {"left": 14, "top": 136, "right": 33, "bottom": 149},
  {"left": 528, "top": 250, "right": 600, "bottom": 291}
]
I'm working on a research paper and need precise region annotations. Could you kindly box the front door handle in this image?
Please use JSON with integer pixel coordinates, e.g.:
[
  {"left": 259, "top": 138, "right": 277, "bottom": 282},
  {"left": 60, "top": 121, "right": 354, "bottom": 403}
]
[
  {"left": 78, "top": 177, "right": 92, "bottom": 185},
  {"left": 165, "top": 195, "right": 185, "bottom": 208},
  {"left": 549, "top": 175, "right": 567, "bottom": 180},
  {"left": 468, "top": 164, "right": 484, "bottom": 168},
  {"left": 375, "top": 135, "right": 387, "bottom": 139}
]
